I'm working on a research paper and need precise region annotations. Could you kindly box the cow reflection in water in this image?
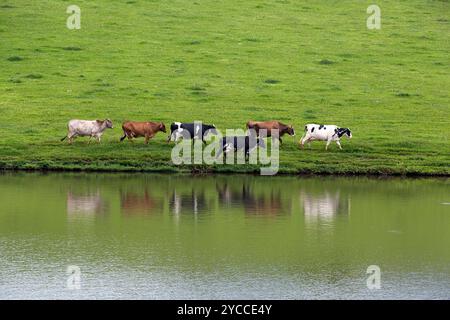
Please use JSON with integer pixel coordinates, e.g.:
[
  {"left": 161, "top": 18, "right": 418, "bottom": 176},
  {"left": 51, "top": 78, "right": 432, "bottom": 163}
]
[
  {"left": 120, "top": 189, "right": 162, "bottom": 215},
  {"left": 300, "top": 190, "right": 350, "bottom": 223},
  {"left": 67, "top": 191, "right": 107, "bottom": 216},
  {"left": 169, "top": 190, "right": 208, "bottom": 215},
  {"left": 216, "top": 183, "right": 284, "bottom": 215}
]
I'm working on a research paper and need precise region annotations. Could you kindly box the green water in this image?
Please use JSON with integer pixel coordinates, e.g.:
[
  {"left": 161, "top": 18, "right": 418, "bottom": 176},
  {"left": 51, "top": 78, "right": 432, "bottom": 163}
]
[{"left": 0, "top": 172, "right": 448, "bottom": 299}]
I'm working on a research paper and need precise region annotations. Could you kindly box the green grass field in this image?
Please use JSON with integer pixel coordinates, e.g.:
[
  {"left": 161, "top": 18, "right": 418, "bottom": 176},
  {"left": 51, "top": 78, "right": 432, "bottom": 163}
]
[{"left": 0, "top": 0, "right": 449, "bottom": 175}]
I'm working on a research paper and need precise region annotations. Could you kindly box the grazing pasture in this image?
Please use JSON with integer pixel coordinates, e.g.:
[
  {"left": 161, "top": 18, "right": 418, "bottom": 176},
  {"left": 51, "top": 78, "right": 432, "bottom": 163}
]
[{"left": 0, "top": 0, "right": 448, "bottom": 174}]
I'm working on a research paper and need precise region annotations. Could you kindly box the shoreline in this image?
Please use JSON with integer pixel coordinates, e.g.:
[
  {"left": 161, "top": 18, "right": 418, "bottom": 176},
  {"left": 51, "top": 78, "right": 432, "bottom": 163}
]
[{"left": 1, "top": 164, "right": 448, "bottom": 177}]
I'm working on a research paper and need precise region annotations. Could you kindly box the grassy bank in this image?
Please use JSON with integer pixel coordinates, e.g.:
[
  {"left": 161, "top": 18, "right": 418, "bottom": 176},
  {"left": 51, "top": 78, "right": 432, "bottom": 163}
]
[{"left": 0, "top": 0, "right": 449, "bottom": 175}]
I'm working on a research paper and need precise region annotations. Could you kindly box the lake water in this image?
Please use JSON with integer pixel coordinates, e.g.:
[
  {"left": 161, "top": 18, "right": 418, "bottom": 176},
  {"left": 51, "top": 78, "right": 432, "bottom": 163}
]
[{"left": 0, "top": 172, "right": 448, "bottom": 299}]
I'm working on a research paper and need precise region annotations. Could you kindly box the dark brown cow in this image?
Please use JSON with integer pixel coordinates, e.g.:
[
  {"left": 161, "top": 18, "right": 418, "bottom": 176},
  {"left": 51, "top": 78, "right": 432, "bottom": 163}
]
[
  {"left": 120, "top": 121, "right": 166, "bottom": 144},
  {"left": 216, "top": 183, "right": 283, "bottom": 216},
  {"left": 246, "top": 120, "right": 295, "bottom": 144}
]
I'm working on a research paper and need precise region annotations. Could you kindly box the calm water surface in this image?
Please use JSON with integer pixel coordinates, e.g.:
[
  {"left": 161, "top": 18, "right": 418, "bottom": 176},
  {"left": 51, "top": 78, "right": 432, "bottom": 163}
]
[{"left": 0, "top": 173, "right": 449, "bottom": 299}]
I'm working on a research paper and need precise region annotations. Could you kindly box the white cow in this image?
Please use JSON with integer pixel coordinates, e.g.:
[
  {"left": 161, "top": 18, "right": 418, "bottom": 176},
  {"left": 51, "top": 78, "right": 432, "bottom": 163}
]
[
  {"left": 300, "top": 124, "right": 352, "bottom": 150},
  {"left": 61, "top": 119, "right": 113, "bottom": 144}
]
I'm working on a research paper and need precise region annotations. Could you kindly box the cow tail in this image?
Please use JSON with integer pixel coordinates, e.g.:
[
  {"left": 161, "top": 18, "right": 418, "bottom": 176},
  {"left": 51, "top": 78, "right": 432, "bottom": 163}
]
[{"left": 60, "top": 135, "right": 67, "bottom": 141}]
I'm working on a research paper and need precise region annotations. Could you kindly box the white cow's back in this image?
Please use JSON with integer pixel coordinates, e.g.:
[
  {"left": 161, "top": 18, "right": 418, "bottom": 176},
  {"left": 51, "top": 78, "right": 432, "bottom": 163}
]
[
  {"left": 305, "top": 124, "right": 338, "bottom": 140},
  {"left": 68, "top": 119, "right": 99, "bottom": 136}
]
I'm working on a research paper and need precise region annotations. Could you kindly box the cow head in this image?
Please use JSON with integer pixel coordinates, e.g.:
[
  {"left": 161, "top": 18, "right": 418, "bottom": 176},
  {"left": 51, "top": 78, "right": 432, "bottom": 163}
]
[
  {"left": 337, "top": 128, "right": 352, "bottom": 138},
  {"left": 105, "top": 119, "right": 113, "bottom": 129},
  {"left": 346, "top": 128, "right": 352, "bottom": 139},
  {"left": 279, "top": 124, "right": 295, "bottom": 137},
  {"left": 96, "top": 119, "right": 113, "bottom": 129},
  {"left": 287, "top": 125, "right": 295, "bottom": 136},
  {"left": 159, "top": 122, "right": 167, "bottom": 133}
]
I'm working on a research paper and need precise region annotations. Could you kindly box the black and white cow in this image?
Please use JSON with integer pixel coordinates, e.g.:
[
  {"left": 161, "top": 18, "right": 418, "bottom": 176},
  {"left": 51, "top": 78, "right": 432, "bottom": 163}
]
[
  {"left": 167, "top": 122, "right": 218, "bottom": 143},
  {"left": 216, "top": 134, "right": 266, "bottom": 160},
  {"left": 300, "top": 124, "right": 352, "bottom": 150}
]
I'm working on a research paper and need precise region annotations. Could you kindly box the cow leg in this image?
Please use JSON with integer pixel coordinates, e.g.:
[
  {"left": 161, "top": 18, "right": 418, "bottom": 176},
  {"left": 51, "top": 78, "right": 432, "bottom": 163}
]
[
  {"left": 93, "top": 133, "right": 102, "bottom": 143},
  {"left": 245, "top": 149, "right": 250, "bottom": 162},
  {"left": 167, "top": 131, "right": 174, "bottom": 143},
  {"left": 325, "top": 139, "right": 332, "bottom": 150},
  {"left": 300, "top": 135, "right": 309, "bottom": 149},
  {"left": 217, "top": 145, "right": 227, "bottom": 160},
  {"left": 67, "top": 132, "right": 76, "bottom": 143},
  {"left": 215, "top": 146, "right": 224, "bottom": 160},
  {"left": 270, "top": 136, "right": 282, "bottom": 145},
  {"left": 143, "top": 132, "right": 150, "bottom": 144},
  {"left": 304, "top": 137, "right": 313, "bottom": 148},
  {"left": 336, "top": 140, "right": 342, "bottom": 150},
  {"left": 126, "top": 132, "right": 134, "bottom": 142},
  {"left": 145, "top": 134, "right": 154, "bottom": 144},
  {"left": 68, "top": 133, "right": 76, "bottom": 144},
  {"left": 221, "top": 144, "right": 233, "bottom": 161}
]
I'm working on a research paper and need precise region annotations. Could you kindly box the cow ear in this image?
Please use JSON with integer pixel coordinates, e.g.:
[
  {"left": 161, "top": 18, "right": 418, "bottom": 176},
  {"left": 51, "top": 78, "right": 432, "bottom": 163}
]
[{"left": 96, "top": 120, "right": 103, "bottom": 124}]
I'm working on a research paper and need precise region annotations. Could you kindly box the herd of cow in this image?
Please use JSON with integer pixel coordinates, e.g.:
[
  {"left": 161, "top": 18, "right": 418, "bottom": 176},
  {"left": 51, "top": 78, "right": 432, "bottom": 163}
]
[{"left": 61, "top": 119, "right": 352, "bottom": 154}]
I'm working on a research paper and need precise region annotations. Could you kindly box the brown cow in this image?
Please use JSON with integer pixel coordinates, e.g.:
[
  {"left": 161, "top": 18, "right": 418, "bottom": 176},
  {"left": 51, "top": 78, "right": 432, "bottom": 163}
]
[
  {"left": 246, "top": 120, "right": 295, "bottom": 144},
  {"left": 120, "top": 121, "right": 166, "bottom": 144},
  {"left": 120, "top": 190, "right": 160, "bottom": 215}
]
